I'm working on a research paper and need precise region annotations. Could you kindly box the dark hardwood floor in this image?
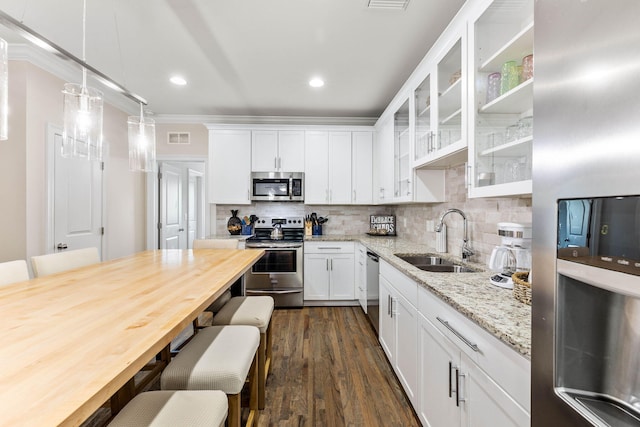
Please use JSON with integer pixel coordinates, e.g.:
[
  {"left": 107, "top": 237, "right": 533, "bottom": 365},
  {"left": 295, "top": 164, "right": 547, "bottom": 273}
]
[
  {"left": 259, "top": 306, "right": 420, "bottom": 427},
  {"left": 82, "top": 306, "right": 420, "bottom": 427}
]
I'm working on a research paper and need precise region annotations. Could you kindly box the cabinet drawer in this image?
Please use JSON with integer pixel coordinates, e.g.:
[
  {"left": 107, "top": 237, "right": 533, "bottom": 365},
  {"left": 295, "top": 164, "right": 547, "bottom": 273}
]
[
  {"left": 418, "top": 286, "right": 530, "bottom": 412},
  {"left": 304, "top": 241, "right": 354, "bottom": 254},
  {"left": 380, "top": 260, "right": 417, "bottom": 306}
]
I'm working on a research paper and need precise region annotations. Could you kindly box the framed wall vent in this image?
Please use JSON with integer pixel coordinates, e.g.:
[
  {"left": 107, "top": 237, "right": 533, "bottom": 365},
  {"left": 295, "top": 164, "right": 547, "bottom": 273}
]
[{"left": 167, "top": 132, "right": 190, "bottom": 145}]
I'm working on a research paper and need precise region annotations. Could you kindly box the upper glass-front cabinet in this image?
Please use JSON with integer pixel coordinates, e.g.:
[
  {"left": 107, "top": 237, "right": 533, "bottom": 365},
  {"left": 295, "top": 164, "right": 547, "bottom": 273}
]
[
  {"left": 394, "top": 99, "right": 411, "bottom": 200},
  {"left": 414, "top": 36, "right": 466, "bottom": 168},
  {"left": 468, "top": 0, "right": 534, "bottom": 198}
]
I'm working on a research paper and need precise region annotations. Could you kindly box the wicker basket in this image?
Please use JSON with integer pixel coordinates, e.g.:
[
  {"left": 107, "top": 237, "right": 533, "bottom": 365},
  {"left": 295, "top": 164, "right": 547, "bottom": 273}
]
[{"left": 512, "top": 271, "right": 531, "bottom": 305}]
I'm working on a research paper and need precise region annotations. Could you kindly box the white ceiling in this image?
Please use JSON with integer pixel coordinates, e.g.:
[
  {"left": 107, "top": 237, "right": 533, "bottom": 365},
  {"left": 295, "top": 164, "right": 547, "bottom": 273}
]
[{"left": 0, "top": 0, "right": 466, "bottom": 121}]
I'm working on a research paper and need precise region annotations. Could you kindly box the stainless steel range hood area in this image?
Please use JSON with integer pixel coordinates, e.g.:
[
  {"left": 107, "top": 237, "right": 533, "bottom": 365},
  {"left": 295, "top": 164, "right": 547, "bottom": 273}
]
[{"left": 532, "top": 1, "right": 640, "bottom": 426}]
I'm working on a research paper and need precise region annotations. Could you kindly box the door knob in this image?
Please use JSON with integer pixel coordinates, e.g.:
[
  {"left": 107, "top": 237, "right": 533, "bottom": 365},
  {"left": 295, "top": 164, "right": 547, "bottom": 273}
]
[
  {"left": 178, "top": 228, "right": 185, "bottom": 232},
  {"left": 57, "top": 243, "right": 68, "bottom": 250}
]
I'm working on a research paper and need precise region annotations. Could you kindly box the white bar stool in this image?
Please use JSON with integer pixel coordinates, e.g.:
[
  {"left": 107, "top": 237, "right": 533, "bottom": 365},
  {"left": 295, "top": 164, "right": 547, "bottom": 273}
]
[
  {"left": 31, "top": 247, "right": 100, "bottom": 277},
  {"left": 161, "top": 325, "right": 260, "bottom": 427},
  {"left": 0, "top": 260, "right": 29, "bottom": 286},
  {"left": 108, "top": 390, "right": 227, "bottom": 427},
  {"left": 212, "top": 296, "right": 274, "bottom": 409}
]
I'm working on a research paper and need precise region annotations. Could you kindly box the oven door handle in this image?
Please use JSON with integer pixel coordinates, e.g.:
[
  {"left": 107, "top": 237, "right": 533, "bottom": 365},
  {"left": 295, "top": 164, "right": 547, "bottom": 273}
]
[
  {"left": 246, "top": 289, "right": 302, "bottom": 295},
  {"left": 246, "top": 243, "right": 303, "bottom": 249}
]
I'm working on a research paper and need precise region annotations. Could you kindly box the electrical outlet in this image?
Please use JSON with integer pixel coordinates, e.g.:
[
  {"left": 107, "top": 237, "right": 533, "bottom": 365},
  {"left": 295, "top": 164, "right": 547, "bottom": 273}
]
[{"left": 426, "top": 220, "right": 435, "bottom": 232}]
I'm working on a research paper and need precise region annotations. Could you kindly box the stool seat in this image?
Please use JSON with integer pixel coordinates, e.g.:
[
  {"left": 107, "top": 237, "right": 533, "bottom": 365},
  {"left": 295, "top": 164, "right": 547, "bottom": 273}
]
[
  {"left": 161, "top": 326, "right": 259, "bottom": 394},
  {"left": 213, "top": 296, "right": 274, "bottom": 333},
  {"left": 108, "top": 390, "right": 227, "bottom": 427}
]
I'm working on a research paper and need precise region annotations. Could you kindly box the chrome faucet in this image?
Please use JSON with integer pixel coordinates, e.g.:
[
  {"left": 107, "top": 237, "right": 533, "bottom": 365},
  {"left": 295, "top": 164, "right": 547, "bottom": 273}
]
[{"left": 436, "top": 208, "right": 474, "bottom": 261}]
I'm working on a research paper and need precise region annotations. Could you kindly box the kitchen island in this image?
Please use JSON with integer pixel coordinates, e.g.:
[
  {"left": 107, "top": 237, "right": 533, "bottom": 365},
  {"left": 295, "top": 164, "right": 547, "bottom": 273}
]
[
  {"left": 0, "top": 248, "right": 264, "bottom": 427},
  {"left": 305, "top": 235, "right": 531, "bottom": 358}
]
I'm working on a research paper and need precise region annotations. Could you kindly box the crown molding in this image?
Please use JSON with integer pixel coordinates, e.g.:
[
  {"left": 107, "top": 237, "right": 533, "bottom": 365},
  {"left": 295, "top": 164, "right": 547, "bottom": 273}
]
[
  {"left": 9, "top": 43, "right": 139, "bottom": 115},
  {"left": 154, "top": 114, "right": 377, "bottom": 127}
]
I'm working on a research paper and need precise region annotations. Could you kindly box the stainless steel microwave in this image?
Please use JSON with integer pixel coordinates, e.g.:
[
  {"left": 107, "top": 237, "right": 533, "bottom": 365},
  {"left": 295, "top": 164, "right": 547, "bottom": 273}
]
[{"left": 251, "top": 172, "right": 304, "bottom": 202}]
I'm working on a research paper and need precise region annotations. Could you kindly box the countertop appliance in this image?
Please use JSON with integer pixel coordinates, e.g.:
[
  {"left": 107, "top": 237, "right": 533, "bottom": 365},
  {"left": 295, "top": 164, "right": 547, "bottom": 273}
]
[
  {"left": 488, "top": 222, "right": 531, "bottom": 289},
  {"left": 251, "top": 172, "right": 304, "bottom": 202},
  {"left": 533, "top": 1, "right": 640, "bottom": 426},
  {"left": 366, "top": 251, "right": 380, "bottom": 334},
  {"left": 244, "top": 217, "right": 304, "bottom": 307}
]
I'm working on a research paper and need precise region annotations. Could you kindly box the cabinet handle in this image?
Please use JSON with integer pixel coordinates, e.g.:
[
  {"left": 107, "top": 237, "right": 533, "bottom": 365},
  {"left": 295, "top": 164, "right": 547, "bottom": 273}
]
[
  {"left": 448, "top": 361, "right": 453, "bottom": 398},
  {"left": 326, "top": 259, "right": 329, "bottom": 271},
  {"left": 274, "top": 157, "right": 277, "bottom": 170},
  {"left": 247, "top": 189, "right": 250, "bottom": 200},
  {"left": 278, "top": 157, "right": 281, "bottom": 170},
  {"left": 436, "top": 317, "right": 480, "bottom": 352},
  {"left": 318, "top": 246, "right": 341, "bottom": 250},
  {"left": 353, "top": 189, "right": 356, "bottom": 202},
  {"left": 455, "top": 368, "right": 466, "bottom": 406},
  {"left": 330, "top": 258, "right": 333, "bottom": 270},
  {"left": 388, "top": 295, "right": 391, "bottom": 316},
  {"left": 465, "top": 162, "right": 471, "bottom": 189}
]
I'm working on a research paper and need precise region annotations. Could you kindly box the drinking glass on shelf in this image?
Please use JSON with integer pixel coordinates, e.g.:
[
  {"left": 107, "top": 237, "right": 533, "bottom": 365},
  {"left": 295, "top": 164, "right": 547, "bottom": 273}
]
[
  {"left": 522, "top": 54, "right": 534, "bottom": 81},
  {"left": 505, "top": 124, "right": 519, "bottom": 142},
  {"left": 486, "top": 72, "right": 501, "bottom": 103},
  {"left": 500, "top": 61, "right": 519, "bottom": 95},
  {"left": 503, "top": 158, "right": 523, "bottom": 183},
  {"left": 517, "top": 116, "right": 533, "bottom": 139}
]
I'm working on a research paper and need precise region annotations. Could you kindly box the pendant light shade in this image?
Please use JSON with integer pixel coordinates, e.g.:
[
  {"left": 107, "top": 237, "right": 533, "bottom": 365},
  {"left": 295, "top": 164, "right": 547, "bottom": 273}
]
[
  {"left": 62, "top": 82, "right": 103, "bottom": 160},
  {"left": 128, "top": 104, "right": 156, "bottom": 172},
  {"left": 61, "top": 0, "right": 103, "bottom": 161},
  {"left": 0, "top": 37, "right": 8, "bottom": 141}
]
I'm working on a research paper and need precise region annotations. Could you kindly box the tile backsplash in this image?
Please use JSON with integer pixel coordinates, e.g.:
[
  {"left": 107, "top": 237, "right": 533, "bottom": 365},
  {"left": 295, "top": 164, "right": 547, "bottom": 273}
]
[{"left": 215, "top": 164, "right": 532, "bottom": 267}]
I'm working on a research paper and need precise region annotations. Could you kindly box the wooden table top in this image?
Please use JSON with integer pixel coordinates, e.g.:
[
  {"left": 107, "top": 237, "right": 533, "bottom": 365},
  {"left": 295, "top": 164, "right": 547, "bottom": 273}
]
[{"left": 0, "top": 248, "right": 264, "bottom": 427}]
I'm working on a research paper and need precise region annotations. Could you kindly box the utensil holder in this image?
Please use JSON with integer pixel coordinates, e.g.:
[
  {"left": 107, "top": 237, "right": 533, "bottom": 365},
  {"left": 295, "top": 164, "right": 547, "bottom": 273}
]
[
  {"left": 241, "top": 225, "right": 252, "bottom": 235},
  {"left": 312, "top": 225, "right": 322, "bottom": 236}
]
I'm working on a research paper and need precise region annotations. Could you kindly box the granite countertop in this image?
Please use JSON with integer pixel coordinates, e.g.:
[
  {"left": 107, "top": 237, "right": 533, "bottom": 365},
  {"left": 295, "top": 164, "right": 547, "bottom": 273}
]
[{"left": 305, "top": 234, "right": 532, "bottom": 359}]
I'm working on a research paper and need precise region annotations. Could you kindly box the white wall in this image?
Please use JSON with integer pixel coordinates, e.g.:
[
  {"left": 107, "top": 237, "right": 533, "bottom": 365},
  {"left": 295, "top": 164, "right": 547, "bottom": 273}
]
[{"left": 0, "top": 60, "right": 146, "bottom": 263}]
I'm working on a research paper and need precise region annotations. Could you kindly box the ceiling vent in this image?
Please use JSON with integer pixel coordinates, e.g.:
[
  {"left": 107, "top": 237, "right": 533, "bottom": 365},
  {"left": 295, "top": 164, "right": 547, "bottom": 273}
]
[
  {"left": 167, "top": 132, "right": 190, "bottom": 145},
  {"left": 367, "top": 0, "right": 410, "bottom": 10}
]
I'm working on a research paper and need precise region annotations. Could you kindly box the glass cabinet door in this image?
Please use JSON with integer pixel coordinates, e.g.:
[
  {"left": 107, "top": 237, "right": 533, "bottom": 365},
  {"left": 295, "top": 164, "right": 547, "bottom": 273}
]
[
  {"left": 414, "top": 74, "right": 432, "bottom": 160},
  {"left": 470, "top": 0, "right": 533, "bottom": 197},
  {"left": 437, "top": 38, "right": 463, "bottom": 152},
  {"left": 394, "top": 99, "right": 411, "bottom": 199}
]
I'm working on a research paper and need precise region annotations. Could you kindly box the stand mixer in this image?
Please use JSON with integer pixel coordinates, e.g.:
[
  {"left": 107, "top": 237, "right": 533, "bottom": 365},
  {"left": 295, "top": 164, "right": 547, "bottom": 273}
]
[{"left": 488, "top": 222, "right": 532, "bottom": 288}]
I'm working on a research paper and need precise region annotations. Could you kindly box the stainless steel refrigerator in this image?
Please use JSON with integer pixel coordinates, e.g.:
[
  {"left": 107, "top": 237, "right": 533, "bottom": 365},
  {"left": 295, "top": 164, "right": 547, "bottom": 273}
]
[{"left": 533, "top": 1, "right": 640, "bottom": 426}]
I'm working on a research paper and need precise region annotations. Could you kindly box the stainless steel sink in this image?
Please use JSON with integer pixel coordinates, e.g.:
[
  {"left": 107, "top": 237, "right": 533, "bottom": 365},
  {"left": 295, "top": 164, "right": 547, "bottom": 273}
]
[{"left": 394, "top": 253, "right": 477, "bottom": 273}]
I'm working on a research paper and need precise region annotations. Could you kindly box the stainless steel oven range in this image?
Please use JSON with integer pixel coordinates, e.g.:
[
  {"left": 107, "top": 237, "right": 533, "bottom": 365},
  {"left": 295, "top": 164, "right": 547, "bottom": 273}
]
[{"left": 244, "top": 217, "right": 304, "bottom": 308}]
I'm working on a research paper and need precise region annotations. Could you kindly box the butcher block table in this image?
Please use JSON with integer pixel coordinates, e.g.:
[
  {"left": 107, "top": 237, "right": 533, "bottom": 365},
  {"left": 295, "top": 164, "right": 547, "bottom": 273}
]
[{"left": 0, "top": 248, "right": 264, "bottom": 427}]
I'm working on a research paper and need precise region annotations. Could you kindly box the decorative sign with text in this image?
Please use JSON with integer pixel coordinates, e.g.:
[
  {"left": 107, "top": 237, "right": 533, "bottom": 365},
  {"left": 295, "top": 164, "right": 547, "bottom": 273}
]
[{"left": 369, "top": 215, "right": 396, "bottom": 236}]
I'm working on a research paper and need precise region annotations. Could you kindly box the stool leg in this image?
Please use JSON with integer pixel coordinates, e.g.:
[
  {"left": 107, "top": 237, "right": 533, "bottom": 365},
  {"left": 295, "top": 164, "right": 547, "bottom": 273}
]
[
  {"left": 227, "top": 394, "right": 241, "bottom": 427},
  {"left": 266, "top": 322, "right": 273, "bottom": 376},
  {"left": 246, "top": 354, "right": 259, "bottom": 427},
  {"left": 258, "top": 333, "right": 266, "bottom": 409}
]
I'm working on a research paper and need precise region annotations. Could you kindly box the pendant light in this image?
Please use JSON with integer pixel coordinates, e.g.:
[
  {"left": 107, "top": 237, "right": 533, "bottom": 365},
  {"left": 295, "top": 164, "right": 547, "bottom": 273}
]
[
  {"left": 61, "top": 0, "right": 103, "bottom": 160},
  {"left": 128, "top": 103, "right": 156, "bottom": 172},
  {"left": 0, "top": 37, "right": 8, "bottom": 141}
]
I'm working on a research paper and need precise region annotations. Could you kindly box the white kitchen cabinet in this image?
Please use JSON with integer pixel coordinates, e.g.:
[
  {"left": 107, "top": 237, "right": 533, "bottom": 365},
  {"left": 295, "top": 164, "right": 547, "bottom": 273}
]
[
  {"left": 208, "top": 129, "right": 252, "bottom": 204},
  {"left": 304, "top": 131, "right": 352, "bottom": 204},
  {"left": 379, "top": 260, "right": 419, "bottom": 407},
  {"left": 303, "top": 242, "right": 355, "bottom": 301},
  {"left": 394, "top": 99, "right": 412, "bottom": 202},
  {"left": 467, "top": 0, "right": 533, "bottom": 198},
  {"left": 374, "top": 115, "right": 395, "bottom": 204},
  {"left": 351, "top": 132, "right": 373, "bottom": 205},
  {"left": 251, "top": 130, "right": 305, "bottom": 172},
  {"left": 418, "top": 313, "right": 462, "bottom": 427},
  {"left": 355, "top": 243, "right": 367, "bottom": 312},
  {"left": 414, "top": 34, "right": 468, "bottom": 170},
  {"left": 418, "top": 283, "right": 530, "bottom": 426}
]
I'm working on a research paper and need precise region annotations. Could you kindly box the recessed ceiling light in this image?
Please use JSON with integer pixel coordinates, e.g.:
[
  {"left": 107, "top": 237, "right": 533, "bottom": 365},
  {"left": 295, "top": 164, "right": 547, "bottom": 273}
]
[
  {"left": 309, "top": 77, "right": 325, "bottom": 88},
  {"left": 170, "top": 76, "right": 187, "bottom": 86}
]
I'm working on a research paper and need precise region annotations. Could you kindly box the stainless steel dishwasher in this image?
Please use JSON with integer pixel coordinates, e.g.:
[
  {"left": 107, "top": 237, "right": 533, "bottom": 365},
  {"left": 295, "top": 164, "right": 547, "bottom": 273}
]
[{"left": 366, "top": 251, "right": 379, "bottom": 334}]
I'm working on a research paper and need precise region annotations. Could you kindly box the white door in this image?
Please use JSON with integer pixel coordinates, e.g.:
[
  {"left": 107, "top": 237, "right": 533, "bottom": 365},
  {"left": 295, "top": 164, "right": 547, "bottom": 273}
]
[
  {"left": 303, "top": 254, "right": 330, "bottom": 300},
  {"left": 277, "top": 130, "right": 305, "bottom": 171},
  {"left": 53, "top": 132, "right": 103, "bottom": 255},
  {"left": 395, "top": 293, "right": 419, "bottom": 407},
  {"left": 187, "top": 168, "right": 203, "bottom": 249},
  {"left": 329, "top": 254, "right": 355, "bottom": 299},
  {"left": 159, "top": 162, "right": 185, "bottom": 249},
  {"left": 209, "top": 130, "right": 252, "bottom": 204},
  {"left": 352, "top": 131, "right": 373, "bottom": 204},
  {"left": 379, "top": 276, "right": 395, "bottom": 363}
]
